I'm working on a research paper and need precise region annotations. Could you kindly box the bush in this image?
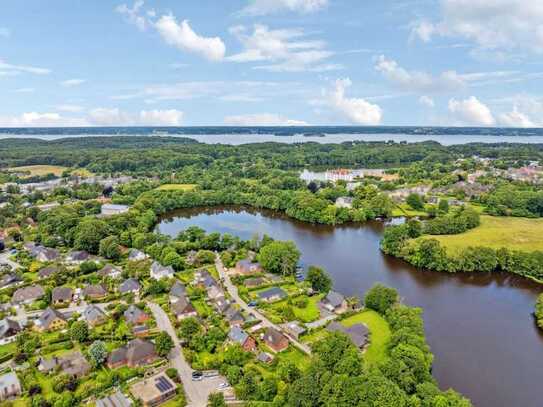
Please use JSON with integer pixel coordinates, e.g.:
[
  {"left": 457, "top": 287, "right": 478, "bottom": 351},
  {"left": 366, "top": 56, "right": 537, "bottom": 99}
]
[{"left": 364, "top": 284, "right": 398, "bottom": 315}]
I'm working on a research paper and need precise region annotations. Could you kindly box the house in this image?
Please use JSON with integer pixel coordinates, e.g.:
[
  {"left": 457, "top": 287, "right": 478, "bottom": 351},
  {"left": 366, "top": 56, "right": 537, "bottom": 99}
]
[
  {"left": 38, "top": 266, "right": 58, "bottom": 279},
  {"left": 256, "top": 352, "right": 273, "bottom": 364},
  {"left": 262, "top": 327, "right": 289, "bottom": 353},
  {"left": 213, "top": 296, "right": 230, "bottom": 314},
  {"left": 169, "top": 280, "right": 186, "bottom": 303},
  {"left": 235, "top": 259, "right": 263, "bottom": 275},
  {"left": 36, "top": 202, "right": 60, "bottom": 212},
  {"left": 207, "top": 284, "right": 224, "bottom": 301},
  {"left": 185, "top": 250, "right": 197, "bottom": 266},
  {"left": 193, "top": 269, "right": 215, "bottom": 288},
  {"left": 224, "top": 305, "right": 245, "bottom": 326},
  {"left": 96, "top": 390, "right": 133, "bottom": 407},
  {"left": 66, "top": 250, "right": 90, "bottom": 264},
  {"left": 124, "top": 305, "right": 150, "bottom": 325},
  {"left": 0, "top": 274, "right": 22, "bottom": 289},
  {"left": 244, "top": 277, "right": 266, "bottom": 288},
  {"left": 51, "top": 287, "right": 73, "bottom": 306},
  {"left": 128, "top": 249, "right": 148, "bottom": 262},
  {"left": 130, "top": 372, "right": 176, "bottom": 407},
  {"left": 0, "top": 372, "right": 22, "bottom": 401},
  {"left": 101, "top": 204, "right": 130, "bottom": 216},
  {"left": 150, "top": 261, "right": 174, "bottom": 280},
  {"left": 335, "top": 196, "right": 354, "bottom": 209},
  {"left": 257, "top": 287, "right": 287, "bottom": 303},
  {"left": 326, "top": 321, "right": 369, "bottom": 349},
  {"left": 107, "top": 338, "right": 157, "bottom": 368},
  {"left": 0, "top": 319, "right": 21, "bottom": 343},
  {"left": 170, "top": 295, "right": 197, "bottom": 320},
  {"left": 98, "top": 264, "right": 122, "bottom": 279},
  {"left": 82, "top": 304, "right": 107, "bottom": 326},
  {"left": 35, "top": 307, "right": 68, "bottom": 332},
  {"left": 83, "top": 284, "right": 108, "bottom": 300},
  {"left": 12, "top": 284, "right": 45, "bottom": 305},
  {"left": 35, "top": 247, "right": 60, "bottom": 263},
  {"left": 228, "top": 326, "right": 256, "bottom": 352},
  {"left": 119, "top": 278, "right": 141, "bottom": 295},
  {"left": 321, "top": 291, "right": 348, "bottom": 314},
  {"left": 132, "top": 324, "right": 151, "bottom": 338},
  {"left": 38, "top": 351, "right": 91, "bottom": 378},
  {"left": 281, "top": 321, "right": 306, "bottom": 340}
]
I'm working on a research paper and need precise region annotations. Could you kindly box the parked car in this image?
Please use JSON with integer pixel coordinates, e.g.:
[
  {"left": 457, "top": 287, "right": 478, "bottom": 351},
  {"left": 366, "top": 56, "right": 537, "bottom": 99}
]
[
  {"left": 217, "top": 382, "right": 229, "bottom": 390},
  {"left": 192, "top": 371, "right": 203, "bottom": 381},
  {"left": 248, "top": 301, "right": 257, "bottom": 307}
]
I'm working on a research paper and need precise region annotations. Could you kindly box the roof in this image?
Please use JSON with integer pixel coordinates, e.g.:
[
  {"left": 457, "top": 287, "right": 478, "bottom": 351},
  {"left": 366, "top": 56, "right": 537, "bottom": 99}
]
[
  {"left": 228, "top": 326, "right": 248, "bottom": 345},
  {"left": 12, "top": 284, "right": 45, "bottom": 303},
  {"left": 325, "top": 291, "right": 345, "bottom": 308},
  {"left": 244, "top": 277, "right": 266, "bottom": 287},
  {"left": 38, "top": 307, "right": 67, "bottom": 329},
  {"left": 102, "top": 204, "right": 129, "bottom": 211},
  {"left": 52, "top": 287, "right": 73, "bottom": 303},
  {"left": 96, "top": 390, "right": 133, "bottom": 407},
  {"left": 124, "top": 305, "right": 148, "bottom": 324},
  {"left": 171, "top": 295, "right": 195, "bottom": 316},
  {"left": 67, "top": 250, "right": 90, "bottom": 261},
  {"left": 263, "top": 327, "right": 288, "bottom": 348},
  {"left": 119, "top": 278, "right": 141, "bottom": 294},
  {"left": 150, "top": 261, "right": 174, "bottom": 278},
  {"left": 258, "top": 287, "right": 287, "bottom": 300},
  {"left": 282, "top": 321, "right": 306, "bottom": 336},
  {"left": 0, "top": 372, "right": 20, "bottom": 390},
  {"left": 83, "top": 305, "right": 106, "bottom": 323},
  {"left": 83, "top": 284, "right": 107, "bottom": 298},
  {"left": 326, "top": 321, "right": 369, "bottom": 348},
  {"left": 98, "top": 264, "right": 122, "bottom": 277},
  {"left": 128, "top": 249, "right": 147, "bottom": 260},
  {"left": 224, "top": 305, "right": 244, "bottom": 323},
  {"left": 169, "top": 280, "right": 186, "bottom": 298},
  {"left": 0, "top": 318, "right": 21, "bottom": 338},
  {"left": 38, "top": 266, "right": 58, "bottom": 278},
  {"left": 130, "top": 372, "right": 176, "bottom": 404},
  {"left": 125, "top": 338, "right": 156, "bottom": 364}
]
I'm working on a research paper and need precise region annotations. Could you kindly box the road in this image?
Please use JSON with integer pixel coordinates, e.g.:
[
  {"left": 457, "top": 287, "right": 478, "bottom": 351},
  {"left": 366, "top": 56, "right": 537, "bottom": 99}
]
[
  {"left": 0, "top": 251, "right": 21, "bottom": 270},
  {"left": 214, "top": 255, "right": 312, "bottom": 355},
  {"left": 147, "top": 301, "right": 226, "bottom": 407}
]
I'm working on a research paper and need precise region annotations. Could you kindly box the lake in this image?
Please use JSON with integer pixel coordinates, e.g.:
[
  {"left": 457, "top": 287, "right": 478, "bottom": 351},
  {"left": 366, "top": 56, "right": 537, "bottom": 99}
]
[{"left": 157, "top": 206, "right": 543, "bottom": 407}]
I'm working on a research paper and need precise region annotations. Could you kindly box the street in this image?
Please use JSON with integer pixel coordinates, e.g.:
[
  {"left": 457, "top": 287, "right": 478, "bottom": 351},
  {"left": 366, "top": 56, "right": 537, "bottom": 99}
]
[
  {"left": 147, "top": 301, "right": 226, "bottom": 407},
  {"left": 214, "top": 255, "right": 312, "bottom": 355}
]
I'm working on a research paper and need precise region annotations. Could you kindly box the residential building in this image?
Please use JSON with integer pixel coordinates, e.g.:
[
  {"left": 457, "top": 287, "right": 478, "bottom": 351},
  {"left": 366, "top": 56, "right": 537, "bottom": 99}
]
[
  {"left": 224, "top": 305, "right": 245, "bottom": 326},
  {"left": 124, "top": 305, "right": 150, "bottom": 325},
  {"left": 335, "top": 196, "right": 354, "bottom": 209},
  {"left": 35, "top": 307, "right": 68, "bottom": 332},
  {"left": 12, "top": 284, "right": 45, "bottom": 305},
  {"left": 51, "top": 287, "right": 73, "bottom": 306},
  {"left": 0, "top": 274, "right": 22, "bottom": 289},
  {"left": 119, "top": 278, "right": 141, "bottom": 295},
  {"left": 150, "top": 261, "right": 174, "bottom": 280},
  {"left": 38, "top": 351, "right": 91, "bottom": 378},
  {"left": 0, "top": 319, "right": 21, "bottom": 343},
  {"left": 82, "top": 305, "right": 107, "bottom": 327},
  {"left": 128, "top": 249, "right": 147, "bottom": 261},
  {"left": 36, "top": 202, "right": 60, "bottom": 212},
  {"left": 169, "top": 280, "right": 186, "bottom": 303},
  {"left": 262, "top": 327, "right": 289, "bottom": 353},
  {"left": 101, "top": 204, "right": 130, "bottom": 216},
  {"left": 0, "top": 372, "right": 21, "bottom": 401},
  {"left": 325, "top": 169, "right": 354, "bottom": 182},
  {"left": 235, "top": 259, "right": 263, "bottom": 275},
  {"left": 326, "top": 321, "right": 369, "bottom": 349},
  {"left": 130, "top": 372, "right": 176, "bottom": 407},
  {"left": 35, "top": 247, "right": 60, "bottom": 263},
  {"left": 170, "top": 295, "right": 197, "bottom": 320},
  {"left": 83, "top": 284, "right": 108, "bottom": 300},
  {"left": 257, "top": 287, "right": 287, "bottom": 303},
  {"left": 244, "top": 277, "right": 266, "bottom": 288},
  {"left": 96, "top": 390, "right": 133, "bottom": 407},
  {"left": 38, "top": 266, "right": 58, "bottom": 279},
  {"left": 98, "top": 264, "right": 122, "bottom": 279},
  {"left": 228, "top": 326, "right": 256, "bottom": 352},
  {"left": 107, "top": 338, "right": 157, "bottom": 369},
  {"left": 281, "top": 321, "right": 306, "bottom": 340},
  {"left": 66, "top": 250, "right": 90, "bottom": 264},
  {"left": 321, "top": 291, "right": 348, "bottom": 314}
]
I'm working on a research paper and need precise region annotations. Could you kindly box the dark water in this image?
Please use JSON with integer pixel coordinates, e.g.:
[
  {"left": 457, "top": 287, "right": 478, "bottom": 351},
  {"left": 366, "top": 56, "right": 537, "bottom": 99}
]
[{"left": 157, "top": 206, "right": 543, "bottom": 407}]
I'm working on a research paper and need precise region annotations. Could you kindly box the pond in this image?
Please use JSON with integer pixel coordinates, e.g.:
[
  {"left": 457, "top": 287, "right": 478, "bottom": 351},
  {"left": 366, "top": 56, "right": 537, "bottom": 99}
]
[{"left": 157, "top": 206, "right": 543, "bottom": 407}]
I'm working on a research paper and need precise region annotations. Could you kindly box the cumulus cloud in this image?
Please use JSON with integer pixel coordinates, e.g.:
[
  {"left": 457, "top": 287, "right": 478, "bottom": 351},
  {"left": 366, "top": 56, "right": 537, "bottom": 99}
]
[
  {"left": 498, "top": 107, "right": 536, "bottom": 128},
  {"left": 116, "top": 0, "right": 147, "bottom": 31},
  {"left": 240, "top": 0, "right": 328, "bottom": 16},
  {"left": 0, "top": 60, "right": 50, "bottom": 76},
  {"left": 224, "top": 113, "right": 308, "bottom": 126},
  {"left": 60, "top": 79, "right": 86, "bottom": 87},
  {"left": 228, "top": 24, "right": 338, "bottom": 72},
  {"left": 410, "top": 0, "right": 543, "bottom": 54},
  {"left": 155, "top": 15, "right": 225, "bottom": 61},
  {"left": 324, "top": 78, "right": 383, "bottom": 125},
  {"left": 88, "top": 107, "right": 183, "bottom": 126},
  {"left": 419, "top": 95, "right": 435, "bottom": 108},
  {"left": 0, "top": 112, "right": 87, "bottom": 127},
  {"left": 139, "top": 109, "right": 184, "bottom": 125},
  {"left": 448, "top": 96, "right": 495, "bottom": 126},
  {"left": 55, "top": 104, "right": 84, "bottom": 113}
]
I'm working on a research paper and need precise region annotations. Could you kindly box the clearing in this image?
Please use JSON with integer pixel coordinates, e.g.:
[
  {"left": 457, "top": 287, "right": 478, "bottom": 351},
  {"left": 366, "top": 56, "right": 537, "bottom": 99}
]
[
  {"left": 8, "top": 165, "right": 67, "bottom": 177},
  {"left": 424, "top": 215, "right": 543, "bottom": 255},
  {"left": 156, "top": 184, "right": 197, "bottom": 191}
]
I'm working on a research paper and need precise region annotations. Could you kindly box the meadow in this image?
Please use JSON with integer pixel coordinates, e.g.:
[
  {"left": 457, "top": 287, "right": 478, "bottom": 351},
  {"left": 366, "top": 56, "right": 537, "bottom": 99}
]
[{"left": 8, "top": 164, "right": 67, "bottom": 177}]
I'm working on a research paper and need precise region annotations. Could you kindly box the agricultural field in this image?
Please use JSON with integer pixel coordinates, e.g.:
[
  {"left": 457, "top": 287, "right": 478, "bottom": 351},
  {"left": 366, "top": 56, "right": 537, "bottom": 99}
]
[
  {"left": 8, "top": 164, "right": 68, "bottom": 177},
  {"left": 156, "top": 184, "right": 197, "bottom": 191},
  {"left": 425, "top": 215, "right": 543, "bottom": 255}
]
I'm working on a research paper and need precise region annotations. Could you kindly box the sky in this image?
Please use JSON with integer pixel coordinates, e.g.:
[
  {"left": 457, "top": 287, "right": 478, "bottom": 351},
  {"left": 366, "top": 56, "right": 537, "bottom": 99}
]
[{"left": 1, "top": 0, "right": 543, "bottom": 128}]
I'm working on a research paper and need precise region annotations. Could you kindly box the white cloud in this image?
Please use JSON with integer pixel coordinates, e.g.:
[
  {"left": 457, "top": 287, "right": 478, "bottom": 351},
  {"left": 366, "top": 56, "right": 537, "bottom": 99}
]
[
  {"left": 228, "top": 24, "right": 339, "bottom": 72},
  {"left": 498, "top": 107, "right": 536, "bottom": 128},
  {"left": 14, "top": 88, "right": 35, "bottom": 93},
  {"left": 419, "top": 95, "right": 435, "bottom": 108},
  {"left": 240, "top": 0, "right": 328, "bottom": 16},
  {"left": 224, "top": 113, "right": 308, "bottom": 126},
  {"left": 0, "top": 112, "right": 88, "bottom": 127},
  {"left": 55, "top": 104, "right": 84, "bottom": 113},
  {"left": 139, "top": 109, "right": 184, "bottom": 125},
  {"left": 88, "top": 107, "right": 183, "bottom": 126},
  {"left": 155, "top": 15, "right": 225, "bottom": 61},
  {"left": 116, "top": 0, "right": 148, "bottom": 31},
  {"left": 60, "top": 79, "right": 86, "bottom": 87},
  {"left": 0, "top": 60, "right": 50, "bottom": 76},
  {"left": 448, "top": 96, "right": 495, "bottom": 126},
  {"left": 325, "top": 78, "right": 383, "bottom": 125},
  {"left": 410, "top": 0, "right": 543, "bottom": 54}
]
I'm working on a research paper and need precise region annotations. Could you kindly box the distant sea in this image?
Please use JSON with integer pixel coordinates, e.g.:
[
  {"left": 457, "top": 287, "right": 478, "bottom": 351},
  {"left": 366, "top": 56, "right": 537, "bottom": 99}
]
[{"left": 1, "top": 126, "right": 543, "bottom": 145}]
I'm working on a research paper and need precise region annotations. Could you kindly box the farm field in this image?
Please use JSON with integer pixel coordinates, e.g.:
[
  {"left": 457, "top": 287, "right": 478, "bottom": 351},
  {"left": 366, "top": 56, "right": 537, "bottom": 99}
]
[
  {"left": 8, "top": 165, "right": 67, "bottom": 177},
  {"left": 156, "top": 184, "right": 197, "bottom": 191},
  {"left": 424, "top": 215, "right": 543, "bottom": 255}
]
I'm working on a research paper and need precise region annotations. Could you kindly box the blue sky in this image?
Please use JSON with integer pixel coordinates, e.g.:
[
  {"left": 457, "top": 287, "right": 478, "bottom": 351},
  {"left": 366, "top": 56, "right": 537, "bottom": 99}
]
[{"left": 1, "top": 0, "right": 543, "bottom": 127}]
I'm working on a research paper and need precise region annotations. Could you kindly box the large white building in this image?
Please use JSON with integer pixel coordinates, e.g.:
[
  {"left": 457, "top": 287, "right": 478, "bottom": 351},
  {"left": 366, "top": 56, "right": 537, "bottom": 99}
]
[{"left": 101, "top": 204, "right": 130, "bottom": 216}]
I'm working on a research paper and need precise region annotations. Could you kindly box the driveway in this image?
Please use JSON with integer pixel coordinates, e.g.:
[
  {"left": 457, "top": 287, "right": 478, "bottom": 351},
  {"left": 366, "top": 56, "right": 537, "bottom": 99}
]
[
  {"left": 215, "top": 255, "right": 312, "bottom": 355},
  {"left": 0, "top": 251, "right": 20, "bottom": 270},
  {"left": 147, "top": 301, "right": 227, "bottom": 407}
]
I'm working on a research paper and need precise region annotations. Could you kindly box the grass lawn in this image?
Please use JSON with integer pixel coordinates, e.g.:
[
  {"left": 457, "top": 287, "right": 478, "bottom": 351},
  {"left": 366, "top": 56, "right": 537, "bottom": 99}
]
[
  {"left": 341, "top": 310, "right": 391, "bottom": 365},
  {"left": 156, "top": 184, "right": 197, "bottom": 191},
  {"left": 8, "top": 164, "right": 67, "bottom": 177},
  {"left": 276, "top": 346, "right": 311, "bottom": 370},
  {"left": 271, "top": 295, "right": 322, "bottom": 323},
  {"left": 422, "top": 215, "right": 543, "bottom": 255},
  {"left": 0, "top": 342, "right": 16, "bottom": 358},
  {"left": 393, "top": 203, "right": 428, "bottom": 218},
  {"left": 300, "top": 328, "right": 329, "bottom": 345},
  {"left": 192, "top": 299, "right": 213, "bottom": 317}
]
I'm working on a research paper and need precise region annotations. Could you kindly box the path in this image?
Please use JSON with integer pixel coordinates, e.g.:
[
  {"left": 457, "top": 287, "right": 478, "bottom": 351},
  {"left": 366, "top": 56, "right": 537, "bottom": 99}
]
[
  {"left": 214, "top": 255, "right": 312, "bottom": 355},
  {"left": 0, "top": 251, "right": 21, "bottom": 270},
  {"left": 147, "top": 301, "right": 226, "bottom": 407}
]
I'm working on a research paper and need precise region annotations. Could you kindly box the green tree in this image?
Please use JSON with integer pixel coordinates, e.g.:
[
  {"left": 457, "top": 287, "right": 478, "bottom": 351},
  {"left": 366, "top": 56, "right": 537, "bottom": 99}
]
[
  {"left": 155, "top": 331, "right": 174, "bottom": 357},
  {"left": 364, "top": 283, "right": 399, "bottom": 315},
  {"left": 74, "top": 217, "right": 110, "bottom": 253},
  {"left": 70, "top": 321, "right": 89, "bottom": 343},
  {"left": 306, "top": 266, "right": 332, "bottom": 293},
  {"left": 179, "top": 317, "right": 202, "bottom": 341},
  {"left": 438, "top": 199, "right": 449, "bottom": 213},
  {"left": 99, "top": 235, "right": 121, "bottom": 260},
  {"left": 406, "top": 193, "right": 424, "bottom": 211},
  {"left": 88, "top": 340, "right": 107, "bottom": 367},
  {"left": 208, "top": 392, "right": 226, "bottom": 407},
  {"left": 257, "top": 240, "right": 301, "bottom": 275},
  {"left": 535, "top": 293, "right": 543, "bottom": 329}
]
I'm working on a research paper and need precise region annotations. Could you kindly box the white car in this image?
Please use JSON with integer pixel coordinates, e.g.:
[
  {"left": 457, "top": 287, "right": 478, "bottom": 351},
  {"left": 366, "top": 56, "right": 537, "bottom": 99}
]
[{"left": 217, "top": 382, "right": 230, "bottom": 390}]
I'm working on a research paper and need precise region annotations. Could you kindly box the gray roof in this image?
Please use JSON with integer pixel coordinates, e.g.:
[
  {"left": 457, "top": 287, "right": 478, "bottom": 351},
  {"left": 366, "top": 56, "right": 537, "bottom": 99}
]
[
  {"left": 124, "top": 305, "right": 148, "bottom": 324},
  {"left": 83, "top": 305, "right": 106, "bottom": 323},
  {"left": 119, "top": 278, "right": 141, "bottom": 294},
  {"left": 228, "top": 326, "right": 248, "bottom": 345},
  {"left": 0, "top": 318, "right": 21, "bottom": 339},
  {"left": 98, "top": 264, "right": 122, "bottom": 278},
  {"left": 326, "top": 321, "right": 369, "bottom": 348},
  {"left": 325, "top": 291, "right": 345, "bottom": 308},
  {"left": 258, "top": 286, "right": 287, "bottom": 300},
  {"left": 171, "top": 295, "right": 195, "bottom": 316},
  {"left": 67, "top": 250, "right": 90, "bottom": 261},
  {"left": 0, "top": 372, "right": 20, "bottom": 390},
  {"left": 83, "top": 284, "right": 107, "bottom": 298},
  {"left": 38, "top": 307, "right": 67, "bottom": 329},
  {"left": 12, "top": 284, "right": 45, "bottom": 303},
  {"left": 128, "top": 249, "right": 146, "bottom": 260},
  {"left": 52, "top": 287, "right": 73, "bottom": 303},
  {"left": 169, "top": 280, "right": 186, "bottom": 298},
  {"left": 96, "top": 390, "right": 133, "bottom": 407},
  {"left": 224, "top": 305, "right": 244, "bottom": 323},
  {"left": 38, "top": 266, "right": 58, "bottom": 278}
]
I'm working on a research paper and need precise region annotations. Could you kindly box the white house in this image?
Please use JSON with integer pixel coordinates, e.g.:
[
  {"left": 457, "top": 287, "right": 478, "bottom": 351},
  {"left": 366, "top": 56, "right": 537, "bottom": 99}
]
[
  {"left": 101, "top": 204, "right": 130, "bottom": 216},
  {"left": 150, "top": 261, "right": 174, "bottom": 280}
]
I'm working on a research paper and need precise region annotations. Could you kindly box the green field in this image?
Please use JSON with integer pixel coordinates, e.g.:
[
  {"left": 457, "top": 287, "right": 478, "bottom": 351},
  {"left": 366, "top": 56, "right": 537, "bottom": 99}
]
[
  {"left": 424, "top": 215, "right": 543, "bottom": 255},
  {"left": 156, "top": 184, "right": 197, "bottom": 191},
  {"left": 341, "top": 310, "right": 391, "bottom": 365},
  {"left": 8, "top": 164, "right": 68, "bottom": 177}
]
